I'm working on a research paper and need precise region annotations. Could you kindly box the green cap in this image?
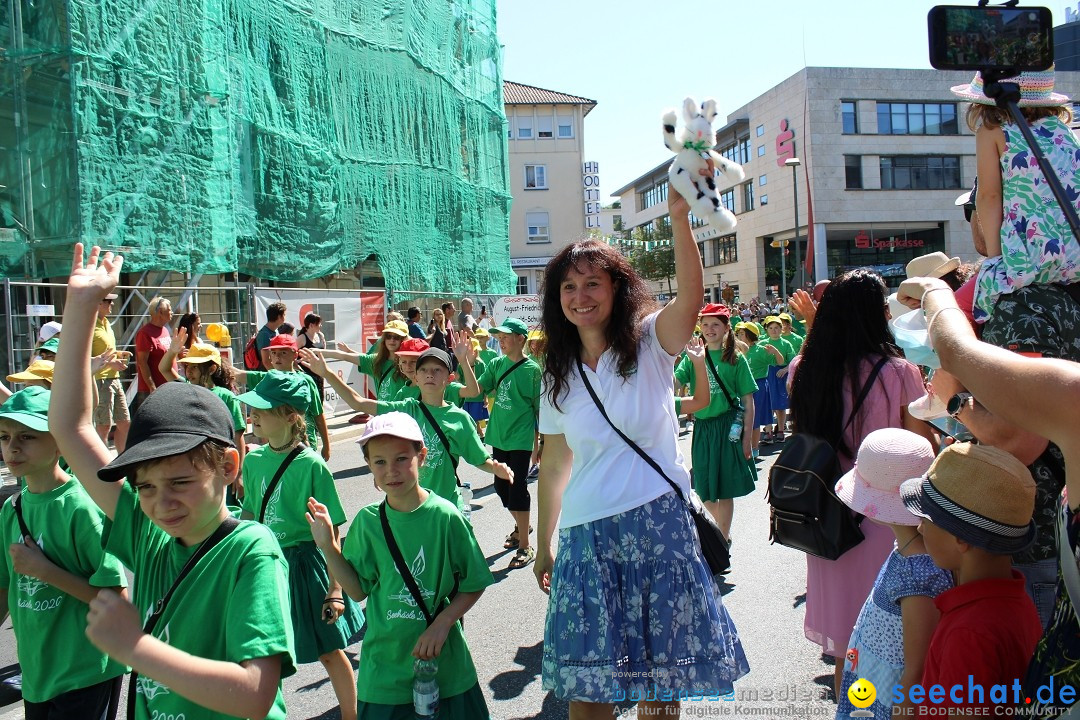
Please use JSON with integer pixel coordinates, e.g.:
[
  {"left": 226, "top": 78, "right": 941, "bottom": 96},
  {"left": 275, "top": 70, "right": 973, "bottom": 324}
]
[
  {"left": 491, "top": 317, "right": 529, "bottom": 336},
  {"left": 0, "top": 386, "right": 51, "bottom": 431},
  {"left": 236, "top": 370, "right": 311, "bottom": 412},
  {"left": 35, "top": 337, "right": 59, "bottom": 354}
]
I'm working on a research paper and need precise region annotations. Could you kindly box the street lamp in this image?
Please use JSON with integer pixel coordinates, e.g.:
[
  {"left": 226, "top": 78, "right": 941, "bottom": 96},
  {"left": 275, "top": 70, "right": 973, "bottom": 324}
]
[{"left": 785, "top": 157, "right": 802, "bottom": 296}]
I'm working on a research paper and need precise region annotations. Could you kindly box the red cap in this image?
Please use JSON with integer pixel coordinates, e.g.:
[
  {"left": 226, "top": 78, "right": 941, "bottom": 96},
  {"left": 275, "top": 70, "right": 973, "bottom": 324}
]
[
  {"left": 269, "top": 334, "right": 298, "bottom": 350},
  {"left": 395, "top": 337, "right": 430, "bottom": 357},
  {"left": 699, "top": 303, "right": 730, "bottom": 318}
]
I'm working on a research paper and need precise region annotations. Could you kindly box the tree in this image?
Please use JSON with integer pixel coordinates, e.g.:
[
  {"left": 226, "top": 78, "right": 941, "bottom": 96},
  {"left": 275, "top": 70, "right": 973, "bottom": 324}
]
[{"left": 628, "top": 216, "right": 675, "bottom": 296}]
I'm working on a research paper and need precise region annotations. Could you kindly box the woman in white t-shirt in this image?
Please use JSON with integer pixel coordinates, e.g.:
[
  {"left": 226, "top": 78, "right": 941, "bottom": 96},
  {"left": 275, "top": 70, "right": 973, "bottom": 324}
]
[{"left": 534, "top": 185, "right": 749, "bottom": 715}]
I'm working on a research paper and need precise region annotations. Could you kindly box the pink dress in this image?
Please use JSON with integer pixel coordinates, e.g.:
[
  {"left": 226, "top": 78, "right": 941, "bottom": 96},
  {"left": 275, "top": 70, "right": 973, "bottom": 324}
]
[{"left": 788, "top": 354, "right": 925, "bottom": 656}]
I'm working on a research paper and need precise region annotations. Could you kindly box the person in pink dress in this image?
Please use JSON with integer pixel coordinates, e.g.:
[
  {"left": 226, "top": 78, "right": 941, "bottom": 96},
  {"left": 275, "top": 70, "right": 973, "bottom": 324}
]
[{"left": 787, "top": 269, "right": 936, "bottom": 697}]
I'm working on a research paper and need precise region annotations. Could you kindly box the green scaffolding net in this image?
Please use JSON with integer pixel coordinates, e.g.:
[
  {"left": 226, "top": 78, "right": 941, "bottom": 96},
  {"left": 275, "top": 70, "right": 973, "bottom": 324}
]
[{"left": 0, "top": 0, "right": 515, "bottom": 294}]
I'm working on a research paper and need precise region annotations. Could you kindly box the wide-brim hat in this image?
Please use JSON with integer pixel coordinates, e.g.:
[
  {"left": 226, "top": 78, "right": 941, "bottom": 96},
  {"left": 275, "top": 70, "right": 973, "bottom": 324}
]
[
  {"left": 7, "top": 359, "right": 54, "bottom": 384},
  {"left": 0, "top": 386, "right": 52, "bottom": 432},
  {"left": 906, "top": 252, "right": 960, "bottom": 280},
  {"left": 35, "top": 337, "right": 59, "bottom": 355},
  {"left": 99, "top": 383, "right": 235, "bottom": 482},
  {"left": 951, "top": 68, "right": 1069, "bottom": 107},
  {"left": 900, "top": 443, "right": 1037, "bottom": 554},
  {"left": 835, "top": 428, "right": 936, "bottom": 527},
  {"left": 177, "top": 343, "right": 222, "bottom": 365}
]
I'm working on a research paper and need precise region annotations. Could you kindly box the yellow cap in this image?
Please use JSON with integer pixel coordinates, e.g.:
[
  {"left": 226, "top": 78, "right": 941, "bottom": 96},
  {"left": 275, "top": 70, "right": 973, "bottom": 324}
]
[
  {"left": 763, "top": 315, "right": 782, "bottom": 326},
  {"left": 177, "top": 343, "right": 222, "bottom": 365},
  {"left": 7, "top": 359, "right": 54, "bottom": 383},
  {"left": 473, "top": 327, "right": 490, "bottom": 339},
  {"left": 735, "top": 321, "right": 760, "bottom": 338},
  {"left": 383, "top": 320, "right": 409, "bottom": 338},
  {"left": 527, "top": 330, "right": 545, "bottom": 342}
]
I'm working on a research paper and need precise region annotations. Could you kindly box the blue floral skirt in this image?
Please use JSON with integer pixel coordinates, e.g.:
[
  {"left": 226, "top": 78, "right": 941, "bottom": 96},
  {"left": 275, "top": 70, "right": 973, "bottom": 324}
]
[{"left": 542, "top": 491, "right": 750, "bottom": 702}]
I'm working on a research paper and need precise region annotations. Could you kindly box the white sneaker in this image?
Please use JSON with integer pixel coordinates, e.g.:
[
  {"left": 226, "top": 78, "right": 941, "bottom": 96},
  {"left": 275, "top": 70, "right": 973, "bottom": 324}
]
[{"left": 908, "top": 393, "right": 948, "bottom": 421}]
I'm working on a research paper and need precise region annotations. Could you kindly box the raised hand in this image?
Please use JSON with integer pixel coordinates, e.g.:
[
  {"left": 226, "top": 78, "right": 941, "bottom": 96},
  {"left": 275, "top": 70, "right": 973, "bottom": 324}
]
[
  {"left": 789, "top": 289, "right": 817, "bottom": 332},
  {"left": 67, "top": 243, "right": 123, "bottom": 302},
  {"left": 169, "top": 327, "right": 189, "bottom": 355},
  {"left": 685, "top": 336, "right": 706, "bottom": 363},
  {"left": 335, "top": 341, "right": 355, "bottom": 354},
  {"left": 298, "top": 348, "right": 329, "bottom": 377}
]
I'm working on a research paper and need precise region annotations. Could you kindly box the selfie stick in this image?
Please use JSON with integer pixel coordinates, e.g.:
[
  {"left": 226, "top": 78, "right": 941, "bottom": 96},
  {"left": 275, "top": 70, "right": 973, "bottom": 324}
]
[{"left": 981, "top": 68, "right": 1080, "bottom": 246}]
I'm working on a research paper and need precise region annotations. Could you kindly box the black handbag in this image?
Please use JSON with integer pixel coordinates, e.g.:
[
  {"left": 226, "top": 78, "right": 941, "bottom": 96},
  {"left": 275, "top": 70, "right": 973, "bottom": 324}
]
[
  {"left": 766, "top": 356, "right": 888, "bottom": 560},
  {"left": 577, "top": 359, "right": 730, "bottom": 576}
]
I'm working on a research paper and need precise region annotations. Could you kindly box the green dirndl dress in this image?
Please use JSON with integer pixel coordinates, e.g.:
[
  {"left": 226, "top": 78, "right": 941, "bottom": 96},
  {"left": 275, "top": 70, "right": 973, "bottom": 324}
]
[
  {"left": 284, "top": 541, "right": 365, "bottom": 663},
  {"left": 690, "top": 411, "right": 757, "bottom": 502}
]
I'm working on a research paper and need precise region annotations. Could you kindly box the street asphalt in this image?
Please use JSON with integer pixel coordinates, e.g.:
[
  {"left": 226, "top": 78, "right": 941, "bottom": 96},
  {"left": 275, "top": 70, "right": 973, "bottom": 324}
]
[{"left": 0, "top": 426, "right": 840, "bottom": 720}]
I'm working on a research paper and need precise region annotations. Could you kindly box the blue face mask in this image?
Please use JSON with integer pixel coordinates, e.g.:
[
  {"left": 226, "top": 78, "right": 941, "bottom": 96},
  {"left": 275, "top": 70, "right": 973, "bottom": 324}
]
[{"left": 891, "top": 310, "right": 941, "bottom": 369}]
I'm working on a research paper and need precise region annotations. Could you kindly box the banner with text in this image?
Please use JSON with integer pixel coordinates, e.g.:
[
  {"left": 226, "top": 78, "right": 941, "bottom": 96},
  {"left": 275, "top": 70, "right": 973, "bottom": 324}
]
[{"left": 492, "top": 295, "right": 541, "bottom": 329}]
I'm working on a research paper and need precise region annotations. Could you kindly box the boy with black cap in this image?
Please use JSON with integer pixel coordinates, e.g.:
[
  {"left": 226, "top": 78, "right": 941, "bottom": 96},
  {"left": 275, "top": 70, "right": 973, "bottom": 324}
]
[
  {"left": 49, "top": 244, "right": 296, "bottom": 720},
  {"left": 900, "top": 442, "right": 1042, "bottom": 712},
  {"left": 302, "top": 346, "right": 512, "bottom": 511},
  {"left": 0, "top": 386, "right": 128, "bottom": 719}
]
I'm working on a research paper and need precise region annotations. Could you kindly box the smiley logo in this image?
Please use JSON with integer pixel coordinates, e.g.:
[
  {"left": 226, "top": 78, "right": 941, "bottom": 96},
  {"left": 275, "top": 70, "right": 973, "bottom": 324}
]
[{"left": 848, "top": 678, "right": 876, "bottom": 709}]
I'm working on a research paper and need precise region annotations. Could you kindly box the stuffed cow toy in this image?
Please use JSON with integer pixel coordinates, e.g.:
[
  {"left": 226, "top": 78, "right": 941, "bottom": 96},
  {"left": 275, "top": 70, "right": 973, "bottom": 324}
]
[{"left": 662, "top": 98, "right": 745, "bottom": 231}]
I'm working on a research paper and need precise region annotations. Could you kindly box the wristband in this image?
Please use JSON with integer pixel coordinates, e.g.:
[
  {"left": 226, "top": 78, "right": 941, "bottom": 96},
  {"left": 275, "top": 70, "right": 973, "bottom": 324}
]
[
  {"left": 322, "top": 597, "right": 345, "bottom": 605},
  {"left": 919, "top": 286, "right": 953, "bottom": 310},
  {"left": 926, "top": 306, "right": 966, "bottom": 339}
]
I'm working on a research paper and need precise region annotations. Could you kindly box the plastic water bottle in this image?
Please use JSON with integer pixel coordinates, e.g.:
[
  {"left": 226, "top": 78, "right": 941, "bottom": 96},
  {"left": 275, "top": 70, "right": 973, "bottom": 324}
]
[
  {"left": 413, "top": 658, "right": 440, "bottom": 718},
  {"left": 460, "top": 481, "right": 473, "bottom": 522},
  {"left": 728, "top": 406, "right": 745, "bottom": 443}
]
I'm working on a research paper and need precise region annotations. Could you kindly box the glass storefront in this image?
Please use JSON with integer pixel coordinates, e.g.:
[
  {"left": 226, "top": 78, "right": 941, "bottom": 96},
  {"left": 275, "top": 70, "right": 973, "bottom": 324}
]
[{"left": 825, "top": 222, "right": 946, "bottom": 289}]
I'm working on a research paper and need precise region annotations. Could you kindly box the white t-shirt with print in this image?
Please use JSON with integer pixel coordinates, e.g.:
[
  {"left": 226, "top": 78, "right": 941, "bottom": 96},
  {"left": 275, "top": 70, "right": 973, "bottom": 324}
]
[{"left": 539, "top": 311, "right": 692, "bottom": 529}]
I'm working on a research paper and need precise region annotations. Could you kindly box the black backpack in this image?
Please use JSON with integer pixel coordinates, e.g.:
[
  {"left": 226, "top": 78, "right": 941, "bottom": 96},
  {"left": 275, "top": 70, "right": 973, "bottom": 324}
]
[{"left": 767, "top": 356, "right": 888, "bottom": 560}]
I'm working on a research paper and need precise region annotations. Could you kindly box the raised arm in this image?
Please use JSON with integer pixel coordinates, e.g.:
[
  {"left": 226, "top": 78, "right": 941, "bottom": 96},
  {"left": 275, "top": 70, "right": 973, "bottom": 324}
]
[
  {"left": 655, "top": 184, "right": 706, "bottom": 355},
  {"left": 158, "top": 327, "right": 188, "bottom": 382},
  {"left": 49, "top": 244, "right": 124, "bottom": 519},
  {"left": 453, "top": 341, "right": 482, "bottom": 399},
  {"left": 299, "top": 349, "right": 376, "bottom": 414},
  {"left": 677, "top": 339, "right": 712, "bottom": 414},
  {"left": 320, "top": 347, "right": 359, "bottom": 364}
]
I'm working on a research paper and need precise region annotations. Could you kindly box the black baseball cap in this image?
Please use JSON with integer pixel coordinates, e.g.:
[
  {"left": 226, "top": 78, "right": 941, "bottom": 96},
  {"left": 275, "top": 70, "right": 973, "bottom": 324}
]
[
  {"left": 416, "top": 347, "right": 452, "bottom": 372},
  {"left": 98, "top": 382, "right": 236, "bottom": 482}
]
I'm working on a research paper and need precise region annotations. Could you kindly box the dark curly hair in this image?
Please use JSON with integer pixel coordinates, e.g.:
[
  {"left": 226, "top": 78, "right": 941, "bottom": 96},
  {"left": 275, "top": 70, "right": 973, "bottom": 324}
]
[{"left": 540, "top": 240, "right": 658, "bottom": 411}]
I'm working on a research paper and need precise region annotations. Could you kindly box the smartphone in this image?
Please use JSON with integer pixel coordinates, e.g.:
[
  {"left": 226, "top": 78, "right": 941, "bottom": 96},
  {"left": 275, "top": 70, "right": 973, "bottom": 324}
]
[{"left": 928, "top": 5, "right": 1054, "bottom": 72}]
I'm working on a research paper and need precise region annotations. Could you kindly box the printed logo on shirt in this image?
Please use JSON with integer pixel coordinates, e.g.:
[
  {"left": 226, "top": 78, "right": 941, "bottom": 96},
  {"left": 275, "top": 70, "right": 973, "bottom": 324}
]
[
  {"left": 136, "top": 674, "right": 172, "bottom": 701},
  {"left": 16, "top": 574, "right": 49, "bottom": 601},
  {"left": 387, "top": 546, "right": 435, "bottom": 621},
  {"left": 420, "top": 424, "right": 444, "bottom": 472},
  {"left": 495, "top": 378, "right": 513, "bottom": 411},
  {"left": 262, "top": 480, "right": 285, "bottom": 538}
]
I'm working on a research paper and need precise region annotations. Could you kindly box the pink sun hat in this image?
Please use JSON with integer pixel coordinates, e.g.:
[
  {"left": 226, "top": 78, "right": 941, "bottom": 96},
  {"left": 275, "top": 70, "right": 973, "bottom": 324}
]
[{"left": 835, "top": 428, "right": 937, "bottom": 527}]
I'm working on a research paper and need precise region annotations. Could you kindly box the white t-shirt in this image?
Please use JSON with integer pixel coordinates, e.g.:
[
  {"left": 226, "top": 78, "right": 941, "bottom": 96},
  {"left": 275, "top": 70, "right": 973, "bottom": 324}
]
[{"left": 539, "top": 312, "right": 692, "bottom": 529}]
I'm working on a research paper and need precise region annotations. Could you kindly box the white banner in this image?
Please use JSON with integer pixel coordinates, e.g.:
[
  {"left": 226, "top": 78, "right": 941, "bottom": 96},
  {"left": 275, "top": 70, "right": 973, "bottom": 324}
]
[
  {"left": 253, "top": 289, "right": 383, "bottom": 416},
  {"left": 492, "top": 295, "right": 541, "bottom": 329}
]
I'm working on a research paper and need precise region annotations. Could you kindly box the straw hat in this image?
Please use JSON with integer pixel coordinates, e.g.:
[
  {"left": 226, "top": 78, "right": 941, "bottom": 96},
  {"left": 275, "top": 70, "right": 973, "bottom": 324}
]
[
  {"left": 900, "top": 443, "right": 1036, "bottom": 554},
  {"left": 951, "top": 68, "right": 1069, "bottom": 107},
  {"left": 835, "top": 429, "right": 936, "bottom": 526},
  {"left": 906, "top": 252, "right": 960, "bottom": 280}
]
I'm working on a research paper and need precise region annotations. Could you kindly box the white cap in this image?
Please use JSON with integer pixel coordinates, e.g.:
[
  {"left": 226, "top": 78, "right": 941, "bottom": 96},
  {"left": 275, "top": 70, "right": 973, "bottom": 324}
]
[
  {"left": 38, "top": 321, "right": 62, "bottom": 343},
  {"left": 356, "top": 411, "right": 425, "bottom": 448}
]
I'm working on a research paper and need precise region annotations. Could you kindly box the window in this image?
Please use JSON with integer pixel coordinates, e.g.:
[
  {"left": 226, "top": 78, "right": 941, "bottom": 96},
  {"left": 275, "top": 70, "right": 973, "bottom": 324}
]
[
  {"left": 697, "top": 241, "right": 706, "bottom": 265},
  {"left": 877, "top": 102, "right": 959, "bottom": 135},
  {"left": 524, "top": 164, "right": 547, "bottom": 189},
  {"left": 842, "top": 101, "right": 858, "bottom": 134},
  {"left": 537, "top": 116, "right": 553, "bottom": 139},
  {"left": 712, "top": 234, "right": 738, "bottom": 264},
  {"left": 719, "top": 188, "right": 735, "bottom": 213},
  {"left": 739, "top": 138, "right": 751, "bottom": 164},
  {"left": 761, "top": 194, "right": 768, "bottom": 205},
  {"left": 742, "top": 181, "right": 754, "bottom": 212},
  {"left": 756, "top": 124, "right": 765, "bottom": 137},
  {"left": 516, "top": 275, "right": 530, "bottom": 295},
  {"left": 759, "top": 175, "right": 767, "bottom": 186},
  {"left": 690, "top": 213, "right": 706, "bottom": 229},
  {"left": 757, "top": 145, "right": 766, "bottom": 157},
  {"left": 557, "top": 116, "right": 573, "bottom": 138},
  {"left": 526, "top": 211, "right": 550, "bottom": 243},
  {"left": 507, "top": 123, "right": 512, "bottom": 139},
  {"left": 638, "top": 181, "right": 668, "bottom": 210},
  {"left": 517, "top": 116, "right": 533, "bottom": 139},
  {"left": 845, "top": 155, "right": 863, "bottom": 189},
  {"left": 879, "top": 155, "right": 961, "bottom": 190},
  {"left": 721, "top": 138, "right": 752, "bottom": 165}
]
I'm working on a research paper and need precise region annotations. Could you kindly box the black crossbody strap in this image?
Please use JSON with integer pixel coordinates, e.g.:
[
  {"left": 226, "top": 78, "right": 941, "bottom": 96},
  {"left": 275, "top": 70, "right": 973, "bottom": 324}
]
[
  {"left": 494, "top": 358, "right": 528, "bottom": 393},
  {"left": 577, "top": 359, "right": 686, "bottom": 505},
  {"left": 417, "top": 402, "right": 462, "bottom": 488},
  {"left": 12, "top": 495, "right": 30, "bottom": 539},
  {"left": 703, "top": 351, "right": 740, "bottom": 410},
  {"left": 380, "top": 502, "right": 436, "bottom": 626},
  {"left": 129, "top": 516, "right": 241, "bottom": 719},
  {"left": 258, "top": 446, "right": 305, "bottom": 523},
  {"left": 844, "top": 356, "right": 889, "bottom": 433}
]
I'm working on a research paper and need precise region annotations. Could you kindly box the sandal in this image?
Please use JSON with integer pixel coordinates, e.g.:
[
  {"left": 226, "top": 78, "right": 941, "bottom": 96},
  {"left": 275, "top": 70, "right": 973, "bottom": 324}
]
[
  {"left": 508, "top": 546, "right": 535, "bottom": 569},
  {"left": 503, "top": 529, "right": 520, "bottom": 549}
]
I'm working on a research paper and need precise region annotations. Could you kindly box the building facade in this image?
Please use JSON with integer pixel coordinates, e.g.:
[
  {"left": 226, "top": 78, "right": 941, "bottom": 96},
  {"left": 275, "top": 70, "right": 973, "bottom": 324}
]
[
  {"left": 504, "top": 81, "right": 596, "bottom": 294},
  {"left": 613, "top": 67, "right": 1080, "bottom": 303}
]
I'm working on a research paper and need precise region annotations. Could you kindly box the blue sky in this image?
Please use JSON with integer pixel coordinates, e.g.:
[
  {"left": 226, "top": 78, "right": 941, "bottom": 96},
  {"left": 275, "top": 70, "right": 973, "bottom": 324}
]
[{"left": 495, "top": 0, "right": 1076, "bottom": 200}]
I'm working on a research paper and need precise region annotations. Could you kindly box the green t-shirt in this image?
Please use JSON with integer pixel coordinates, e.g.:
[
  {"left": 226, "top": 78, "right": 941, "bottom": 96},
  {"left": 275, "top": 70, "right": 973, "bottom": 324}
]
[
  {"left": 357, "top": 353, "right": 410, "bottom": 402},
  {"left": 478, "top": 348, "right": 498, "bottom": 367},
  {"left": 394, "top": 381, "right": 466, "bottom": 408},
  {"left": 247, "top": 369, "right": 324, "bottom": 450},
  {"left": 342, "top": 493, "right": 494, "bottom": 705},
  {"left": 764, "top": 335, "right": 797, "bottom": 365},
  {"left": 476, "top": 355, "right": 541, "bottom": 451},
  {"left": 783, "top": 332, "right": 804, "bottom": 355},
  {"left": 104, "top": 483, "right": 296, "bottom": 720},
  {"left": 242, "top": 445, "right": 346, "bottom": 547},
  {"left": 745, "top": 342, "right": 778, "bottom": 380},
  {"left": 210, "top": 385, "right": 246, "bottom": 433},
  {"left": 791, "top": 317, "right": 806, "bottom": 336},
  {"left": 673, "top": 349, "right": 756, "bottom": 418},
  {"left": 0, "top": 482, "right": 128, "bottom": 702},
  {"left": 374, "top": 398, "right": 490, "bottom": 505}
]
